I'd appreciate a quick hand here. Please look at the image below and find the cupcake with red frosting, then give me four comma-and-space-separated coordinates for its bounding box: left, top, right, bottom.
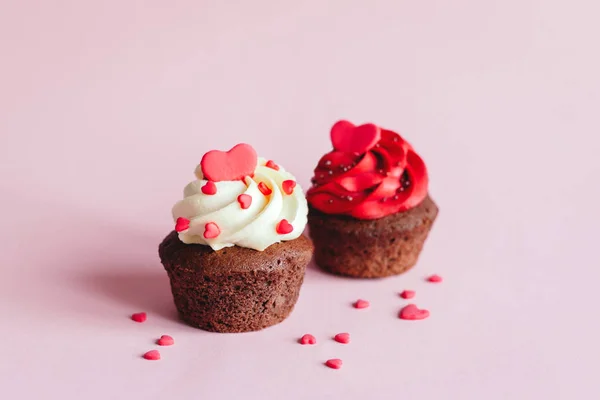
159, 143, 313, 332
306, 120, 438, 278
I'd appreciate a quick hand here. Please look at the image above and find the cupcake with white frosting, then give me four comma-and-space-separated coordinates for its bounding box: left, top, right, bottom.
159, 143, 313, 332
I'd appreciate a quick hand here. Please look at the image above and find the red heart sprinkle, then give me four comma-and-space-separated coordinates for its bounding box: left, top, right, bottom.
427, 274, 443, 283
334, 333, 350, 344
204, 222, 220, 239
258, 182, 272, 196
200, 143, 258, 182
265, 160, 280, 170
353, 299, 370, 309
330, 120, 381, 154
131, 312, 147, 323
399, 304, 430, 320
299, 334, 316, 345
325, 359, 343, 369
400, 290, 415, 299
282, 180, 296, 195
201, 181, 217, 195
143, 350, 160, 360
175, 217, 190, 232
157, 335, 174, 346
276, 219, 293, 234
237, 194, 252, 209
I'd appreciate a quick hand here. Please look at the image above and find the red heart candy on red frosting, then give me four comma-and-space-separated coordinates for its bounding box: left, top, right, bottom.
330, 120, 381, 154
200, 143, 257, 182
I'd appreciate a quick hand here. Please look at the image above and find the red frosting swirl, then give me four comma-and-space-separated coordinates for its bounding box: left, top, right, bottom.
306, 121, 428, 220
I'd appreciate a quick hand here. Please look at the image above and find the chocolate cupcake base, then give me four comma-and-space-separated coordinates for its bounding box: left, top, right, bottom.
159, 232, 313, 332
308, 196, 438, 278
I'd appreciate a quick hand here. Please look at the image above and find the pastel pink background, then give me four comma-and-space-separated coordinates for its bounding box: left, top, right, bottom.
1, 1, 599, 399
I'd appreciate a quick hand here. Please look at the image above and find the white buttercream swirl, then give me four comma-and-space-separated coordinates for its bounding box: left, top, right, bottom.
172, 158, 308, 251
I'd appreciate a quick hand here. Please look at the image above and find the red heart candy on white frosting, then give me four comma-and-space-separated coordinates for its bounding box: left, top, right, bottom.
204, 222, 220, 239
330, 120, 381, 154
200, 143, 257, 182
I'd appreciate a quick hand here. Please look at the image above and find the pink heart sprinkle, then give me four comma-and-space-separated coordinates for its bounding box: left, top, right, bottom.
143, 350, 160, 360
175, 217, 190, 233
400, 290, 415, 299
204, 222, 220, 239
265, 160, 280, 170
427, 274, 443, 283
276, 219, 293, 235
131, 312, 147, 323
325, 359, 343, 369
399, 304, 430, 320
157, 335, 174, 346
353, 299, 370, 309
299, 334, 316, 345
334, 333, 350, 344
258, 182, 272, 196
237, 194, 252, 209
282, 180, 296, 195
201, 181, 217, 195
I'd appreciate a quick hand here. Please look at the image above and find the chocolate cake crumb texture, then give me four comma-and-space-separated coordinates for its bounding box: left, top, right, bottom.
159, 232, 313, 333
308, 196, 439, 278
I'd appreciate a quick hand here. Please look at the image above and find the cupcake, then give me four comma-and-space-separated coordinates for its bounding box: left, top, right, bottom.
159, 143, 313, 332
306, 120, 438, 278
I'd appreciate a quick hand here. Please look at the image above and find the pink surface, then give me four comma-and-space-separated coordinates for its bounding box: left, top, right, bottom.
1, 1, 599, 399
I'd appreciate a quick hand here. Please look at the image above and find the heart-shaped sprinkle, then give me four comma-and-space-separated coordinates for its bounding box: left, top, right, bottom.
204, 222, 220, 239
200, 143, 258, 182
143, 350, 161, 360
330, 120, 381, 154
399, 304, 430, 320
427, 274, 443, 283
282, 180, 296, 195
276, 219, 293, 234
201, 181, 217, 195
265, 160, 280, 170
157, 335, 174, 346
237, 194, 252, 209
299, 334, 316, 345
325, 359, 343, 369
258, 182, 272, 196
131, 312, 147, 323
353, 299, 370, 309
175, 217, 190, 232
334, 333, 350, 344
400, 290, 415, 299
